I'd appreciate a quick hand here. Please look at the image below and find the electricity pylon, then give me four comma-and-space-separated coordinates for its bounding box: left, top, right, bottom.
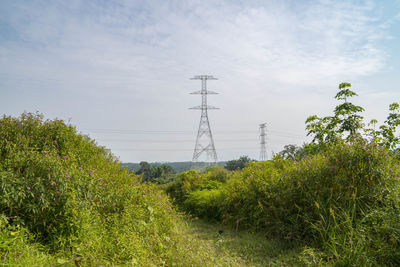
189, 75, 219, 164
259, 123, 267, 161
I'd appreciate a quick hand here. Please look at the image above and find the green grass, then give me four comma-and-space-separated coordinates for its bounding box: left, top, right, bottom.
166, 138, 400, 265
181, 218, 305, 266
3, 112, 399, 265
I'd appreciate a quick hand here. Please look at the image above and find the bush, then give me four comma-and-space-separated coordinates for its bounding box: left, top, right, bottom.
0, 112, 228, 265
0, 214, 57, 265
169, 137, 400, 265
183, 189, 223, 220
166, 166, 227, 204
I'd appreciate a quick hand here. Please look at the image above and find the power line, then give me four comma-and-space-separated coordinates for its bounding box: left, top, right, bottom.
95, 138, 260, 143
81, 129, 193, 135
81, 129, 305, 138
113, 147, 260, 151
92, 133, 305, 142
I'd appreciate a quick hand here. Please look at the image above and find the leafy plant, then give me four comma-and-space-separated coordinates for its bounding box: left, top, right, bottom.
225, 156, 253, 171
378, 102, 400, 149
306, 82, 365, 143
171, 137, 400, 265
0, 112, 238, 265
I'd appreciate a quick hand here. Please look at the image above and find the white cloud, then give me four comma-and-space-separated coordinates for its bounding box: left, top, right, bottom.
1, 0, 399, 162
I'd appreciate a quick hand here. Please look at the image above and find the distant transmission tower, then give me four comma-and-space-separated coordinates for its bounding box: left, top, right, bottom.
189, 75, 219, 164
259, 123, 267, 161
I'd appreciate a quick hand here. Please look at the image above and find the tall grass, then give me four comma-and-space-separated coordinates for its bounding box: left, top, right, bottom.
0, 112, 237, 265
166, 137, 400, 265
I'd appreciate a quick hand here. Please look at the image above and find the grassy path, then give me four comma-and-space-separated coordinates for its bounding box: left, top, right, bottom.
180, 218, 305, 266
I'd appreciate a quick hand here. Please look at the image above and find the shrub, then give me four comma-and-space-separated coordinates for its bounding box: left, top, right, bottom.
183, 189, 224, 220
166, 169, 203, 204
173, 137, 400, 265
220, 159, 292, 231
0, 112, 224, 265
0, 214, 57, 265
166, 166, 227, 205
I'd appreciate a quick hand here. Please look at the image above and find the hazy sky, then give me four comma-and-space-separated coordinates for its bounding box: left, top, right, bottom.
1, 0, 400, 162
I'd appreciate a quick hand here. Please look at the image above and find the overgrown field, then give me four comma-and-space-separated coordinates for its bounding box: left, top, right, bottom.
167, 138, 400, 266
0, 113, 245, 266
2, 95, 400, 266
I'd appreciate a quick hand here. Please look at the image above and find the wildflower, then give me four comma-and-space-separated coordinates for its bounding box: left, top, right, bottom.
27, 186, 31, 190
390, 168, 393, 172
22, 177, 25, 180
275, 197, 279, 200
89, 172, 92, 175
112, 203, 116, 206
50, 181, 55, 186
29, 136, 33, 138
40, 195, 43, 199
99, 178, 103, 181
63, 156, 67, 159
43, 150, 47, 154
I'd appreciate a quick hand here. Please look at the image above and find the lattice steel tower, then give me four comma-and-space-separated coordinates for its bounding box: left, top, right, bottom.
259, 123, 267, 161
189, 75, 219, 164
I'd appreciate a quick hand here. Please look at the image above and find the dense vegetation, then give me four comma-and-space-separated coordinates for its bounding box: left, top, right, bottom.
121, 157, 250, 184
224, 156, 253, 171
121, 161, 228, 174
134, 161, 177, 184
0, 113, 238, 266
2, 82, 400, 265
166, 83, 400, 265
168, 139, 400, 265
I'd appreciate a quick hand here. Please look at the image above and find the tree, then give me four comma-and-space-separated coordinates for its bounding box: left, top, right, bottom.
305, 82, 400, 150
279, 144, 300, 160
136, 161, 152, 182
278, 143, 321, 161
151, 164, 176, 184
334, 82, 365, 135
225, 156, 252, 171
306, 82, 364, 143
378, 103, 400, 149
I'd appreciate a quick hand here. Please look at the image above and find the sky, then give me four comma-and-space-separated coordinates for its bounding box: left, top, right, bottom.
1, 0, 400, 163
